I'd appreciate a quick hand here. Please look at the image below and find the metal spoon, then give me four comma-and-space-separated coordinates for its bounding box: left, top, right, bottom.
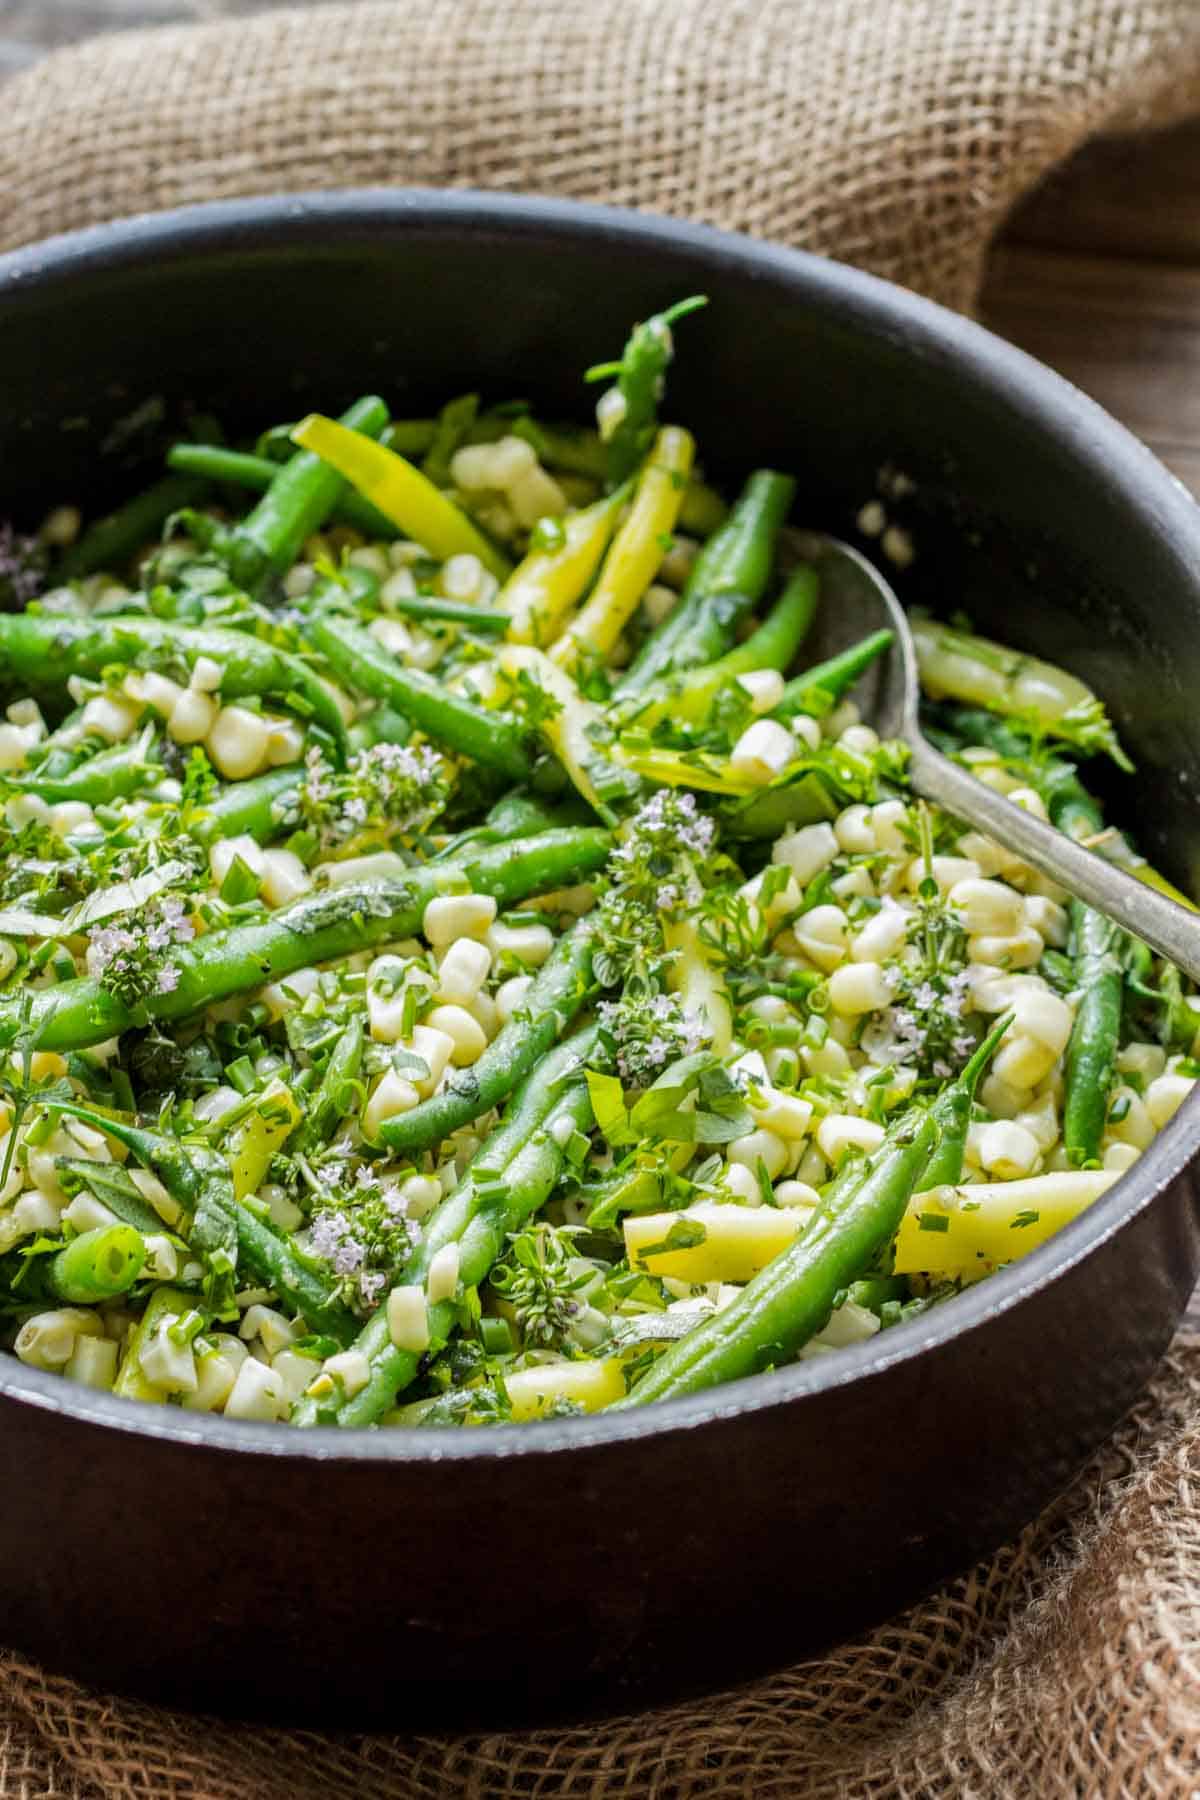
790, 532, 1200, 985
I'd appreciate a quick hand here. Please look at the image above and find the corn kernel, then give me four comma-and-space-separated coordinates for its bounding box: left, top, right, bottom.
1105, 1087, 1155, 1150
851, 904, 908, 962
722, 1162, 762, 1204
426, 1243, 461, 1304
726, 1128, 789, 1179
835, 804, 875, 854
485, 928, 557, 972
772, 822, 839, 888
495, 974, 534, 1024
388, 1285, 431, 1353
828, 961, 891, 1016
224, 1357, 285, 1421
206, 705, 271, 780
948, 877, 1023, 935
974, 1119, 1041, 1179
969, 925, 1044, 970
423, 892, 497, 946
65, 1334, 119, 1390
1011, 985, 1073, 1056
14, 1308, 98, 1371
992, 1031, 1057, 1091
323, 1349, 371, 1399
167, 688, 218, 746
82, 694, 140, 744
736, 669, 786, 714
817, 1114, 885, 1163
1145, 1072, 1194, 1130
749, 1085, 813, 1141
436, 937, 493, 1004
363, 1069, 422, 1137
426, 1003, 488, 1066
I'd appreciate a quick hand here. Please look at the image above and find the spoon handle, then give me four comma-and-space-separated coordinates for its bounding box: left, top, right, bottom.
907, 738, 1200, 985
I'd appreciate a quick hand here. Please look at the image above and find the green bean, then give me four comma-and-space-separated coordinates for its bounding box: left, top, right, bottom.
207, 395, 389, 590
619, 1016, 1011, 1406
773, 629, 895, 720
54, 474, 209, 582
6, 727, 161, 805
293, 1027, 598, 1427
5, 828, 611, 1051
938, 708, 1126, 1166
380, 593, 510, 633
52, 1103, 206, 1208
165, 443, 399, 541
1063, 905, 1124, 1166
620, 566, 818, 727
192, 765, 305, 848
928, 708, 1094, 827
379, 420, 440, 458
25, 711, 90, 784
48, 1225, 146, 1303
917, 1047, 982, 1190
422, 394, 480, 487
585, 296, 707, 484
295, 1017, 365, 1155
307, 613, 533, 780
379, 918, 595, 1154
349, 702, 412, 752
0, 614, 349, 760
615, 470, 795, 696
432, 788, 594, 860
845, 1275, 907, 1316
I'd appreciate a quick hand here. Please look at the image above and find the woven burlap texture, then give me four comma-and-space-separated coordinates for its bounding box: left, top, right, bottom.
2, 0, 1200, 310
3, 1, 1200, 1795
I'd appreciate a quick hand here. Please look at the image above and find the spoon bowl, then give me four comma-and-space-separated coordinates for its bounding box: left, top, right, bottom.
793, 532, 1200, 985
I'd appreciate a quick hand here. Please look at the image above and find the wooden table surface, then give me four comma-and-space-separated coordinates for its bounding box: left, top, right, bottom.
4, 5, 1200, 1327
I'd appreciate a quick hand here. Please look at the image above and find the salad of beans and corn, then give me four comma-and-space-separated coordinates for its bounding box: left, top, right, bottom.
0, 297, 1194, 1429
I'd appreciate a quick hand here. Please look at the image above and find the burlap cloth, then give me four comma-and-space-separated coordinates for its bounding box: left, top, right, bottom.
3, 2, 1200, 1793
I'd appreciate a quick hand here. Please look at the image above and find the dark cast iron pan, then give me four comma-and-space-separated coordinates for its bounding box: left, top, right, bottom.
0, 192, 1198, 1727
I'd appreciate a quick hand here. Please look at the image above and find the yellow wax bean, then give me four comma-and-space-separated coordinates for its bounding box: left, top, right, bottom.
665, 917, 732, 1054
504, 1357, 626, 1419
614, 744, 757, 796
893, 1169, 1118, 1276
497, 645, 613, 816
291, 414, 512, 580
113, 1285, 193, 1405
911, 617, 1094, 726
227, 1081, 302, 1201
550, 427, 695, 675
624, 1200, 802, 1284
502, 487, 629, 646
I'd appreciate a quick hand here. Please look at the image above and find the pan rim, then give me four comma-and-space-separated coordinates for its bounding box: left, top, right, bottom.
1, 185, 1198, 1463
